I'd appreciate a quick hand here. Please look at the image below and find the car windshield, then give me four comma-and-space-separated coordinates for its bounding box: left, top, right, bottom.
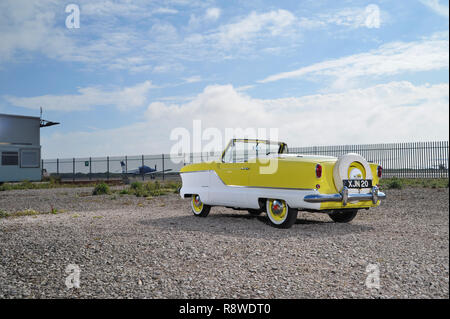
222, 140, 287, 163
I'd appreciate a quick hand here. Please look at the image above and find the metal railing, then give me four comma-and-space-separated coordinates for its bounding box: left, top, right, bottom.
42, 141, 449, 181
288, 141, 449, 179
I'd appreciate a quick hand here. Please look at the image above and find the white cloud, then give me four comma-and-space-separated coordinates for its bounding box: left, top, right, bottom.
41, 82, 449, 158
188, 7, 221, 29
299, 4, 382, 30
141, 8, 302, 64
325, 4, 381, 29
81, 1, 143, 16
152, 7, 179, 15
420, 0, 449, 17
0, 0, 74, 62
183, 75, 203, 83
236, 85, 256, 92
182, 5, 383, 58
81, 1, 178, 17
0, 0, 149, 70
4, 81, 155, 112
215, 9, 297, 48
259, 33, 449, 85
205, 7, 221, 21
149, 22, 179, 42
0, 0, 178, 71
152, 63, 185, 73
0, 2, 382, 72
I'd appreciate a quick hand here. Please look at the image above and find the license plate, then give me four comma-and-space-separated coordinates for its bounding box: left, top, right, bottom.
343, 179, 372, 188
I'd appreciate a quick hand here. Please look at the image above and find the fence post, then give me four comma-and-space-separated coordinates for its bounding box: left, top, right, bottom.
430, 141, 434, 179
142, 155, 145, 181
162, 154, 165, 181
444, 141, 450, 178
57, 158, 59, 176
72, 158, 75, 182
107, 156, 109, 181
125, 155, 128, 173
89, 157, 92, 181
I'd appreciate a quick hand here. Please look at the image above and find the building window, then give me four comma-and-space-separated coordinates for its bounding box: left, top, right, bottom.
1, 152, 19, 166
20, 149, 40, 168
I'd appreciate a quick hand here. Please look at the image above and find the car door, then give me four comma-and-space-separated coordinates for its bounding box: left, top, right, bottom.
210, 162, 250, 207
246, 142, 280, 188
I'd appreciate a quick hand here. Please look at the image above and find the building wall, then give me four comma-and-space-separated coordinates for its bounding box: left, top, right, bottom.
0, 114, 40, 145
0, 114, 42, 182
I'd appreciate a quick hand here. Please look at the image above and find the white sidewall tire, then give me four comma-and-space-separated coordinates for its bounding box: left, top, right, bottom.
266, 199, 288, 225
266, 199, 298, 228
191, 200, 202, 216
333, 153, 373, 191
191, 195, 210, 217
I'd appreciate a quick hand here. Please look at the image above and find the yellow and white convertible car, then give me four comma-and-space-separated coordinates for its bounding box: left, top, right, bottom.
180, 139, 386, 228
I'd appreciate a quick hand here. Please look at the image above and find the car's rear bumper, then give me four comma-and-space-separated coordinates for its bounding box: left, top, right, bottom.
303, 186, 386, 206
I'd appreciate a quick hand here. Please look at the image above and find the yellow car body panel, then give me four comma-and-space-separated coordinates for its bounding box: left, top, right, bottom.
180, 155, 382, 210
316, 162, 381, 209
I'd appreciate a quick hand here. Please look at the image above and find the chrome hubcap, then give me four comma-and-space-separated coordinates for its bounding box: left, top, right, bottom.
349, 167, 363, 179
271, 200, 284, 215
194, 195, 201, 206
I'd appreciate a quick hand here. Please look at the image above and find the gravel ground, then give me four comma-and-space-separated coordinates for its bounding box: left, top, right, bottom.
0, 186, 448, 299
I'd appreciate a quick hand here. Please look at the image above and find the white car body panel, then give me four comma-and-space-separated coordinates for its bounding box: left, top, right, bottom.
180, 170, 321, 210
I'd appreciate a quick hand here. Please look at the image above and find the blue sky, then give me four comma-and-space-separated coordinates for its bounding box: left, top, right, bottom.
0, 0, 448, 158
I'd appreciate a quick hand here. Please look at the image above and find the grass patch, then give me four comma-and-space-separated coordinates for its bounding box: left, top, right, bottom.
12, 209, 41, 217
386, 177, 403, 189
0, 206, 65, 219
0, 178, 108, 192
380, 178, 449, 189
0, 179, 182, 197
119, 181, 181, 198
0, 210, 10, 218
92, 182, 110, 195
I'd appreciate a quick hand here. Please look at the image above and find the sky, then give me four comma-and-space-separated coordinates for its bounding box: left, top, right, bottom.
0, 0, 448, 159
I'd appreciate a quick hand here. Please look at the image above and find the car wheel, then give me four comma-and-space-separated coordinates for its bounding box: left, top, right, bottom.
191, 195, 211, 217
328, 209, 358, 223
248, 209, 262, 216
266, 199, 298, 229
333, 153, 372, 192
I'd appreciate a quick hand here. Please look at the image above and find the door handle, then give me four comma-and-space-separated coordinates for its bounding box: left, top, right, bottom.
240, 167, 250, 170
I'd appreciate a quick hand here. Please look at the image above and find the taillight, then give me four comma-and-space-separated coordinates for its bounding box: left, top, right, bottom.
315, 164, 322, 178
377, 165, 382, 178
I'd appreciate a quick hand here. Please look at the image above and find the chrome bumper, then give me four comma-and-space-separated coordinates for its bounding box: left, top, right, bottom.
304, 186, 386, 206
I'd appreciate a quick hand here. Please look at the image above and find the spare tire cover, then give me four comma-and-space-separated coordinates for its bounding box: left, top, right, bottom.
333, 153, 373, 191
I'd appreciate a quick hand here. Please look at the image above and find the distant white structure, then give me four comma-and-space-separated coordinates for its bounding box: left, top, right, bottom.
0, 113, 58, 183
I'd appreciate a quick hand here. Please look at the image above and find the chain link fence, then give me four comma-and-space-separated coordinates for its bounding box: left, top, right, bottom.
42, 141, 449, 182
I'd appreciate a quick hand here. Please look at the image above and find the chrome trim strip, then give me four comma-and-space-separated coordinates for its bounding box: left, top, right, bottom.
180, 170, 211, 173
227, 185, 315, 191
304, 186, 386, 204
